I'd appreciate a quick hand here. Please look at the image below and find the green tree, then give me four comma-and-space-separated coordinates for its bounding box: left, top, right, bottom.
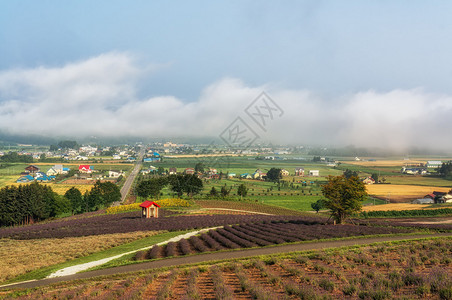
220, 186, 230, 198
371, 173, 379, 183
136, 177, 168, 199
209, 187, 218, 197
266, 168, 282, 182
237, 183, 248, 200
168, 175, 185, 197
343, 169, 359, 179
64, 187, 83, 214
183, 174, 203, 197
311, 199, 325, 213
438, 161, 452, 177
321, 175, 367, 224
194, 162, 205, 174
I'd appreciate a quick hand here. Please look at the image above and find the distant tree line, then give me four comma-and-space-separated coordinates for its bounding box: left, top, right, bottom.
49, 140, 79, 151
0, 181, 121, 227
0, 152, 33, 163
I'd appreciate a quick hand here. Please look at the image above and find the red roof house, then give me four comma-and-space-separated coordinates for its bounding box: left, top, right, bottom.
139, 201, 161, 218
79, 165, 93, 173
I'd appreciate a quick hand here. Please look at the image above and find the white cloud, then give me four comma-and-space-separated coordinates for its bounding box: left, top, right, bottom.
1, 52, 452, 150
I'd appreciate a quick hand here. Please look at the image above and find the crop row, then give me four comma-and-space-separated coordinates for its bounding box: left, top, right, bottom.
0, 210, 318, 240
6, 238, 451, 299
361, 208, 452, 218
357, 218, 452, 232
140, 220, 412, 260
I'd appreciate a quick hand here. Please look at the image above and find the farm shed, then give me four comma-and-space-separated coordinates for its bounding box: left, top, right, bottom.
308, 170, 319, 176
139, 201, 161, 218
412, 198, 434, 204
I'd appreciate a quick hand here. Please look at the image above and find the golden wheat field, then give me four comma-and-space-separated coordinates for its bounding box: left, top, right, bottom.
344, 159, 426, 167
366, 184, 450, 201
7, 183, 93, 195
0, 231, 159, 283
362, 203, 445, 212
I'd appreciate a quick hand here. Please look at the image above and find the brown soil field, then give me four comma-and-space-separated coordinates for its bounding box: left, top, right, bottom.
2, 237, 451, 299
0, 231, 159, 283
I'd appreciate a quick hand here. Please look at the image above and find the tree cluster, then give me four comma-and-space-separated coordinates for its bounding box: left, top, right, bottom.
136, 177, 168, 199
83, 181, 121, 212
0, 182, 69, 227
168, 174, 203, 198
0, 180, 121, 227
0, 152, 33, 163
437, 161, 452, 178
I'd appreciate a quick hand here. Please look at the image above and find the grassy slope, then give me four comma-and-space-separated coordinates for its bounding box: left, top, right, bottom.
4, 231, 186, 284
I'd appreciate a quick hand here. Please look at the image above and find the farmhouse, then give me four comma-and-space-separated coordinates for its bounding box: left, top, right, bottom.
169, 167, 177, 175
280, 169, 290, 177
16, 175, 34, 183
295, 167, 304, 176
184, 168, 195, 175
308, 170, 320, 176
24, 165, 40, 174
79, 165, 93, 173
46, 164, 69, 176
139, 201, 160, 218
362, 177, 375, 185
108, 170, 123, 178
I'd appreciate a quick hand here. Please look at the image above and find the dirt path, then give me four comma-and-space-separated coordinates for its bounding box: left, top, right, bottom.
2, 232, 451, 290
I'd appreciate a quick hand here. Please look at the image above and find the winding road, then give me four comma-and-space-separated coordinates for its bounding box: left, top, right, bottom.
2, 233, 450, 290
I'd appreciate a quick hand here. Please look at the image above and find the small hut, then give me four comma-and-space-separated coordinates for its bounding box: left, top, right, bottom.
139, 201, 160, 218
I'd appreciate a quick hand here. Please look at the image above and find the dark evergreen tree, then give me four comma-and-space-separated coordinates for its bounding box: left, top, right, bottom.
64, 187, 83, 214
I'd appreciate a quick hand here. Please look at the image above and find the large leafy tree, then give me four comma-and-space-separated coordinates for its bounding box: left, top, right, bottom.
136, 177, 168, 199
321, 175, 367, 224
266, 168, 282, 182
168, 174, 203, 198
84, 181, 121, 211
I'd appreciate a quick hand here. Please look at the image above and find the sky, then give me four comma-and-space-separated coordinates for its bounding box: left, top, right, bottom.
1, 1, 452, 150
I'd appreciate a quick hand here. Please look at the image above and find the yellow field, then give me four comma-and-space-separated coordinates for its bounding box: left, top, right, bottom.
366, 184, 450, 201
344, 157, 452, 167
7, 183, 93, 195
362, 203, 445, 212
344, 160, 425, 167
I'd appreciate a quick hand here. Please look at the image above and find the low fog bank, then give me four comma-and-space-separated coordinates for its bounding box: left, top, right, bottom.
1, 53, 451, 153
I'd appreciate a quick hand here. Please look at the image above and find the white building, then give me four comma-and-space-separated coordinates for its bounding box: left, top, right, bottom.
309, 170, 320, 176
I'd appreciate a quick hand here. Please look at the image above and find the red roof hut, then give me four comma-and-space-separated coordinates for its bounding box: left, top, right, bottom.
139, 201, 160, 218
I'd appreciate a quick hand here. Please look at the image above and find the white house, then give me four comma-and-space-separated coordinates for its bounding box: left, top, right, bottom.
108, 170, 123, 178
426, 161, 442, 168
309, 170, 320, 176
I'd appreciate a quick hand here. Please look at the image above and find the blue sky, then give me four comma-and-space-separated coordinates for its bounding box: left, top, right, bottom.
1, 1, 452, 149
